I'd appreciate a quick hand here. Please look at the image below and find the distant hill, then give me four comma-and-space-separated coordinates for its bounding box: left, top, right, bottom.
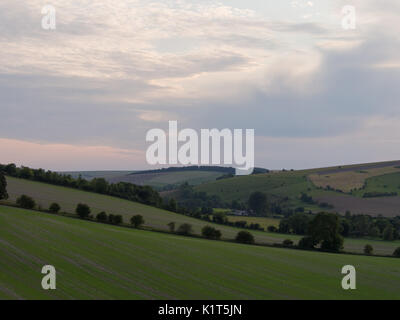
187, 160, 400, 217
63, 166, 269, 190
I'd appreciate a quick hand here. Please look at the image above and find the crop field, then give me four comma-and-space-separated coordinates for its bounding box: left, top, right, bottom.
5, 177, 400, 255
314, 193, 400, 217
0, 205, 399, 300
309, 166, 400, 192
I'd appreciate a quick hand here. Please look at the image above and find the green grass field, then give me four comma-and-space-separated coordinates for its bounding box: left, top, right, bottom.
352, 172, 400, 197
5, 177, 400, 255
0, 205, 399, 299
195, 171, 312, 203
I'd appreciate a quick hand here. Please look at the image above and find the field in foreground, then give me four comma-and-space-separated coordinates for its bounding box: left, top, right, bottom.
0, 205, 399, 300
5, 177, 400, 255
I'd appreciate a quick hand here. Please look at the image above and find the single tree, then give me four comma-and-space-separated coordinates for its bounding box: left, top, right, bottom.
202, 226, 222, 240
248, 192, 268, 216
383, 225, 394, 241
96, 211, 108, 222
307, 212, 344, 252
130, 215, 144, 228
364, 244, 373, 255
235, 231, 255, 244
16, 195, 36, 209
112, 215, 123, 225
0, 172, 8, 200
167, 222, 175, 232
177, 223, 193, 235
49, 203, 61, 213
75, 203, 91, 219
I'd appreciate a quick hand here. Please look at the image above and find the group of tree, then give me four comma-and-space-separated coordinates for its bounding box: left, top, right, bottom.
0, 163, 163, 208
298, 212, 344, 252
0, 171, 8, 200
16, 195, 36, 209
201, 226, 222, 240
276, 209, 400, 242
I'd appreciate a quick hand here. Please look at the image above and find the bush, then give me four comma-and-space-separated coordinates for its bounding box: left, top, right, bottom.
16, 195, 36, 209
383, 225, 394, 241
235, 231, 254, 244
75, 203, 91, 219
130, 215, 144, 228
177, 223, 193, 235
96, 211, 108, 222
167, 222, 175, 232
49, 203, 60, 213
201, 226, 222, 240
282, 239, 294, 247
393, 247, 400, 258
112, 215, 123, 225
267, 225, 278, 232
298, 236, 315, 249
364, 244, 373, 255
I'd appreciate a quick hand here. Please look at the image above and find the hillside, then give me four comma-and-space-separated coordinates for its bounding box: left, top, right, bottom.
192, 161, 400, 217
4, 176, 400, 255
0, 205, 399, 299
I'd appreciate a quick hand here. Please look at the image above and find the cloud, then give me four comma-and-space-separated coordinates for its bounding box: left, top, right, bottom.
0, 0, 400, 169
0, 138, 145, 171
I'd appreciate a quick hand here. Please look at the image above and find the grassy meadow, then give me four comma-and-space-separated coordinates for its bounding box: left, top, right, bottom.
4, 177, 400, 255
0, 205, 399, 300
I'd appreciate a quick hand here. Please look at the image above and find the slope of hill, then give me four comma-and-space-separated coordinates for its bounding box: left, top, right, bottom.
4, 177, 400, 255
192, 161, 400, 217
63, 166, 268, 190
109, 170, 225, 189
1, 205, 399, 300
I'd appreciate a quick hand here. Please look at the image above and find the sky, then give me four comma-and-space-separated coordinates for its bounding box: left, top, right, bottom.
1, 0, 400, 171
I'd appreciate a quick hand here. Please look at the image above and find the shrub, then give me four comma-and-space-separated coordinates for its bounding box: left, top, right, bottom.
298, 236, 315, 249
16, 195, 36, 209
96, 211, 108, 222
364, 244, 373, 255
383, 225, 394, 241
283, 239, 294, 247
112, 215, 123, 225
75, 203, 91, 219
130, 215, 144, 228
235, 231, 254, 244
393, 247, 400, 258
201, 226, 222, 240
267, 225, 278, 232
49, 203, 61, 213
177, 223, 193, 235
167, 222, 175, 232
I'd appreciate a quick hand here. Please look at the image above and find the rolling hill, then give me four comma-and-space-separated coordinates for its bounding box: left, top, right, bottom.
0, 205, 399, 299
4, 176, 400, 255
191, 161, 400, 217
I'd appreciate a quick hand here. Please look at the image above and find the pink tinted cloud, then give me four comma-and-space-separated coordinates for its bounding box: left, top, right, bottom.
0, 138, 145, 171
